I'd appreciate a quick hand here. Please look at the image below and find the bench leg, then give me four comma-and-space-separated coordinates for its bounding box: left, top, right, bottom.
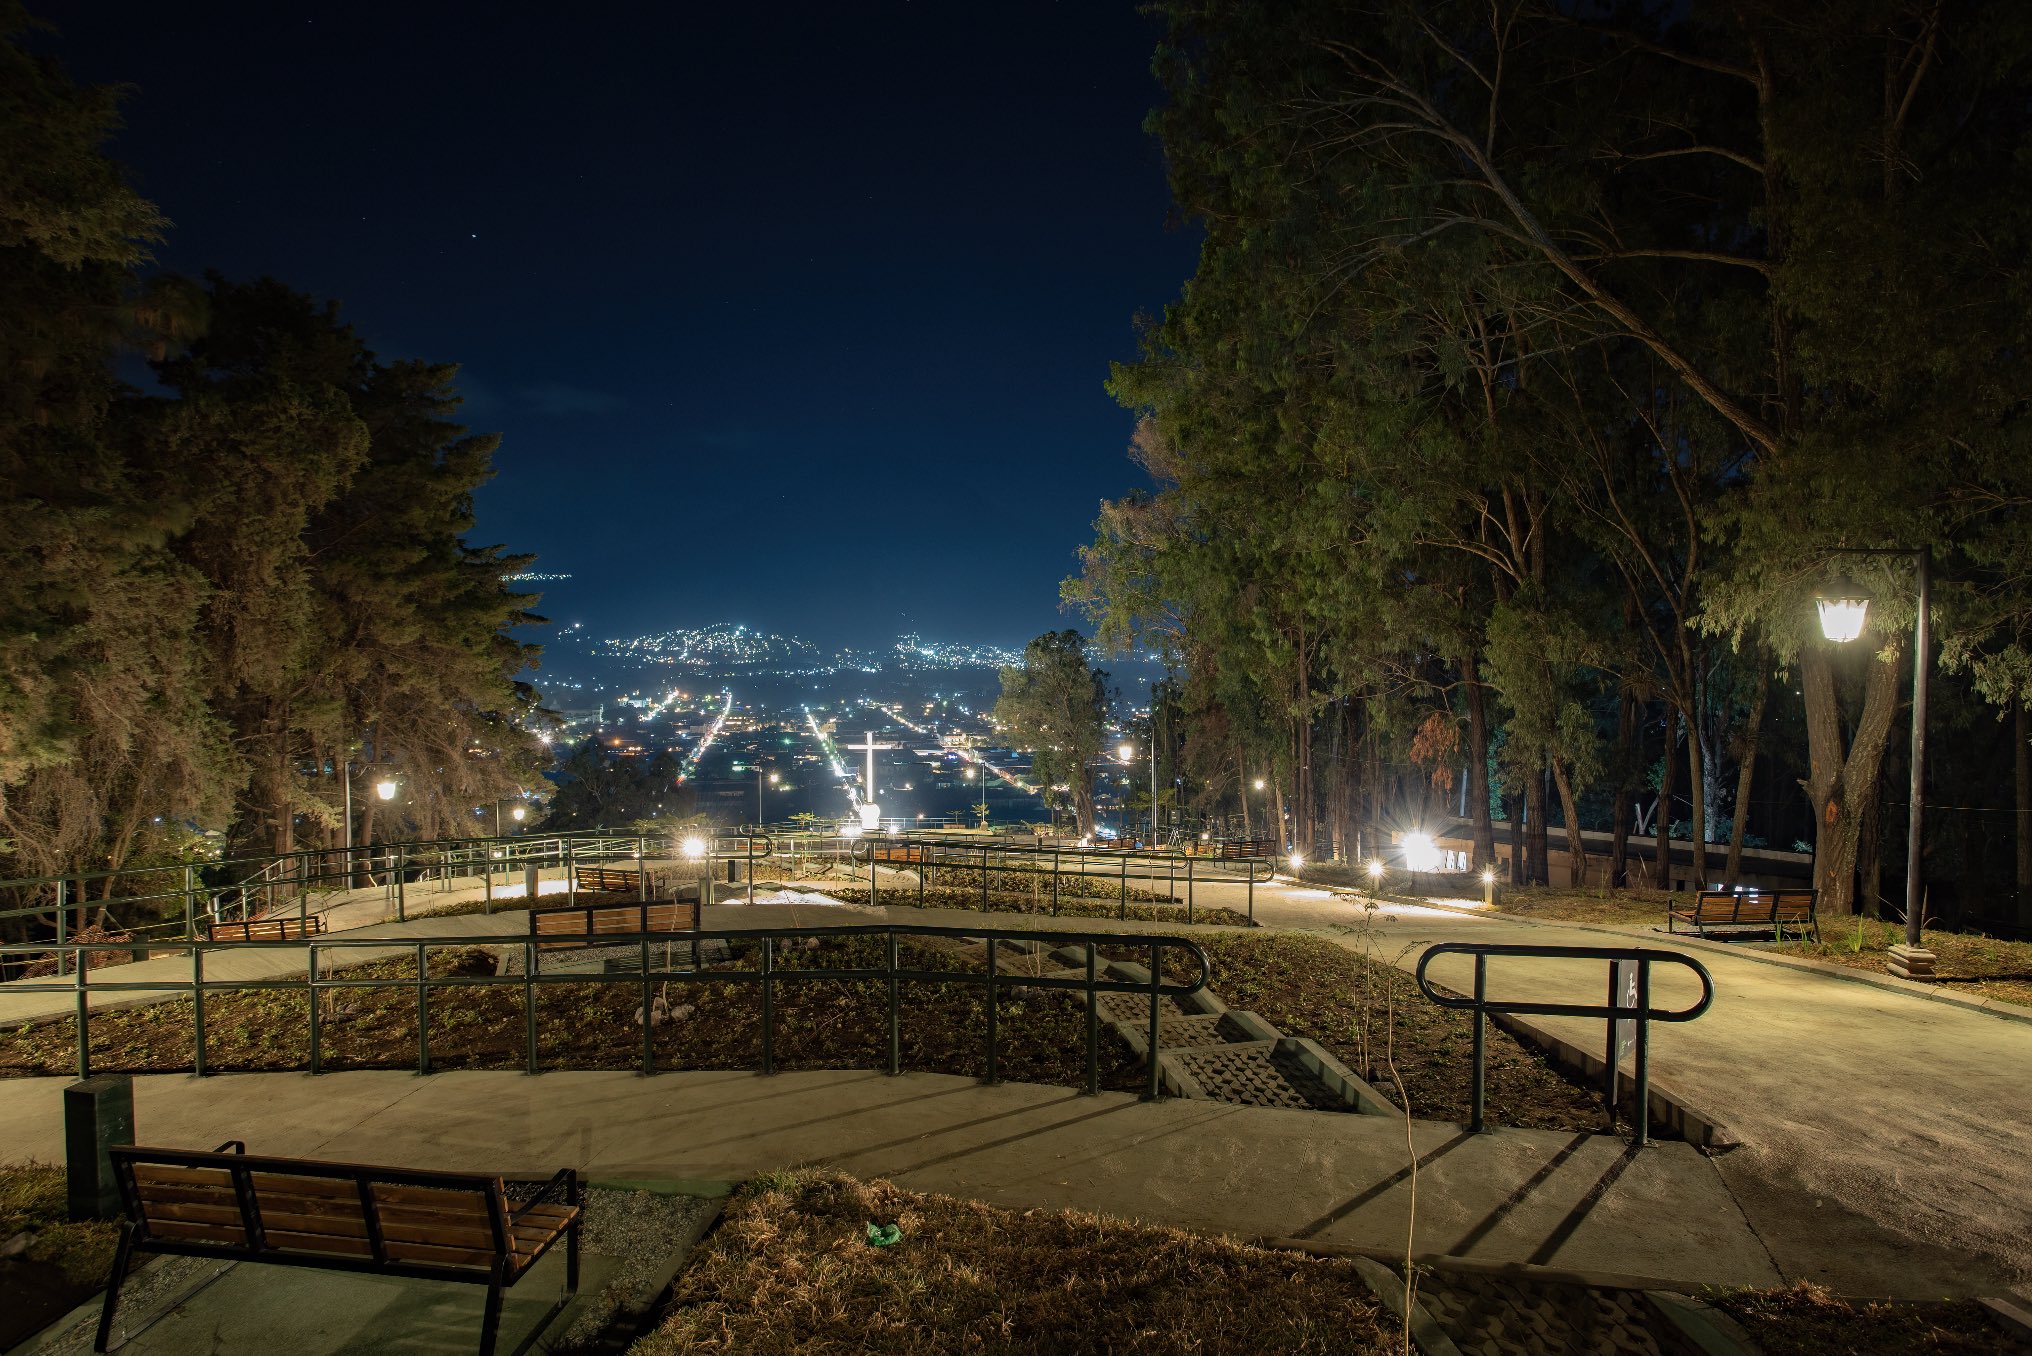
94, 1224, 134, 1353
566, 1214, 581, 1297
478, 1264, 505, 1356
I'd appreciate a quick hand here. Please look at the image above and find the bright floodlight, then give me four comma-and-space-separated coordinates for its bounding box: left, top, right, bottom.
511, 806, 526, 822
1252, 778, 1265, 791
1402, 831, 1441, 873
1117, 742, 1134, 761
842, 820, 863, 838
681, 836, 707, 860
1816, 576, 1871, 643
1289, 851, 1305, 872
1480, 868, 1495, 885
1366, 859, 1384, 879
768, 772, 780, 784
374, 778, 398, 801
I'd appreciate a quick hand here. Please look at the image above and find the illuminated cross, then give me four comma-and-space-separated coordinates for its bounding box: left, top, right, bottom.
843, 731, 899, 805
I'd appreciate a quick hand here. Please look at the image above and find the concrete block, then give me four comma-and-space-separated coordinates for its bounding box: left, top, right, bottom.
65, 1074, 134, 1221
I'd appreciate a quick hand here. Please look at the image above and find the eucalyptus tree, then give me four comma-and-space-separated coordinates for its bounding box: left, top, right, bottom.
992, 631, 1110, 836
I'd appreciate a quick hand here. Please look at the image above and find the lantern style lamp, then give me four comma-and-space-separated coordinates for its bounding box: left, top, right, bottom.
1815, 577, 1871, 644
375, 777, 399, 801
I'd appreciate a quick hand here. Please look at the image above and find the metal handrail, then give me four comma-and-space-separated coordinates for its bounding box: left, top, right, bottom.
1412, 942, 1714, 1145
843, 835, 1275, 922
3, 924, 1209, 1102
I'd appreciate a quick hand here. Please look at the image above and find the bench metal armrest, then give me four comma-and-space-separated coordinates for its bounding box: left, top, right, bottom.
510, 1168, 581, 1222
213, 1139, 247, 1155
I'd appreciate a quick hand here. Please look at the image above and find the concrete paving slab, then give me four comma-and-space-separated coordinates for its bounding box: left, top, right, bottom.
0, 1069, 1778, 1291
71, 1245, 603, 1355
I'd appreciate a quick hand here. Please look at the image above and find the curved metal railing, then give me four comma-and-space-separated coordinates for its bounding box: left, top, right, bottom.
2, 924, 1210, 1102
1413, 942, 1714, 1144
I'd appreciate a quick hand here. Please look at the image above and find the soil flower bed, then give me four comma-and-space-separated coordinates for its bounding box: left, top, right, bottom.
1711, 1281, 2032, 1355
1189, 933, 1614, 1132
0, 934, 1145, 1091
632, 1170, 1399, 1355
871, 884, 1254, 928
1767, 917, 2032, 1009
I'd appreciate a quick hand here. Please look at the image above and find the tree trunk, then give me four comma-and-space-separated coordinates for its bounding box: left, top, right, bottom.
1610, 685, 1637, 888
1272, 778, 1288, 852
1856, 790, 1885, 920
1551, 757, 1587, 887
2016, 698, 2031, 929
1685, 688, 1710, 884
1464, 654, 1496, 870
1801, 641, 1906, 918
1524, 769, 1550, 885
1724, 664, 1771, 889
1506, 792, 1525, 884
1656, 707, 1677, 893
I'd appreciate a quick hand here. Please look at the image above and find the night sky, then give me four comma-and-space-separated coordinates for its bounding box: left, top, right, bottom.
33, 2, 1197, 650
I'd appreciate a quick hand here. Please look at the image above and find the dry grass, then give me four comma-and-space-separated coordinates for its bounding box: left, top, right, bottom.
1483, 885, 1675, 927
1190, 934, 1612, 1133
633, 1170, 1398, 1355
1768, 917, 2032, 1008
1711, 1281, 2032, 1355
871, 885, 1255, 928
0, 1163, 123, 1349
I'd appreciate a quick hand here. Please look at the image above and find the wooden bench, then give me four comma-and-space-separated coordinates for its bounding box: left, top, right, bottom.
1668, 888, 1819, 940
100, 1142, 581, 1356
204, 915, 326, 942
572, 863, 647, 895
866, 841, 931, 865
1218, 838, 1278, 860
529, 895, 701, 949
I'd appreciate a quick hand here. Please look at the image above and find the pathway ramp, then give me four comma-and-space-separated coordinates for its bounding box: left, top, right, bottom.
0, 1068, 1776, 1291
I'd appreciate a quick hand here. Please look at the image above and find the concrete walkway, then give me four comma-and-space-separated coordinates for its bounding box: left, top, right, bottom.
0, 1069, 1777, 1291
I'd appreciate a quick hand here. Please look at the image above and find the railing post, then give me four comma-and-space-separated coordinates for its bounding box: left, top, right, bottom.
1603, 965, 1619, 1132
524, 941, 539, 1076
981, 845, 989, 914
1120, 854, 1128, 920
73, 948, 89, 1079
565, 837, 576, 896
193, 945, 208, 1078
760, 936, 776, 1075
1635, 957, 1652, 1148
1470, 954, 1486, 1133
640, 935, 655, 1076
395, 846, 407, 922
183, 864, 197, 942
1084, 943, 1099, 1096
54, 878, 68, 979
1186, 856, 1194, 924
637, 837, 647, 901
984, 940, 1000, 1085
416, 942, 430, 1077
1051, 851, 1060, 916
308, 946, 321, 1075
886, 932, 900, 1075
1145, 940, 1162, 1101
1248, 864, 1255, 923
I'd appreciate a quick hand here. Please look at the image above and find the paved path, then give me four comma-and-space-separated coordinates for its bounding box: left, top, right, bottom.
7, 858, 2029, 1295
0, 1069, 1777, 1290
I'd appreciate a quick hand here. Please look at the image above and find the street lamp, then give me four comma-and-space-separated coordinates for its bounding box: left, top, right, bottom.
375, 777, 399, 801
758, 768, 779, 826
1816, 548, 1933, 980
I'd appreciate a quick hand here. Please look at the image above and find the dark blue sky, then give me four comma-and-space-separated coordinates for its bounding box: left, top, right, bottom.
36, 2, 1196, 649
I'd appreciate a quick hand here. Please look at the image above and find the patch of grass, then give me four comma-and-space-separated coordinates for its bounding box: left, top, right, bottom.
1768, 917, 2032, 1008
1191, 933, 1613, 1133
1711, 1281, 2032, 1355
0, 1162, 123, 1349
633, 1169, 1398, 1355
1482, 884, 1675, 927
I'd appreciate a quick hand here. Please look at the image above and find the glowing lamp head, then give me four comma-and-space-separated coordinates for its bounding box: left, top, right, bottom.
511, 806, 526, 822
768, 772, 779, 785
1288, 851, 1305, 872
1366, 859, 1384, 880
681, 836, 707, 860
1402, 831, 1440, 873
374, 778, 398, 801
1252, 778, 1265, 791
1815, 576, 1871, 643
1480, 868, 1495, 885
1117, 742, 1134, 762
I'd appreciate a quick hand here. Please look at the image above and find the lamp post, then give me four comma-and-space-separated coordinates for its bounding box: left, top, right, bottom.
758, 768, 778, 827
1116, 742, 1136, 842
1815, 547, 1934, 980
